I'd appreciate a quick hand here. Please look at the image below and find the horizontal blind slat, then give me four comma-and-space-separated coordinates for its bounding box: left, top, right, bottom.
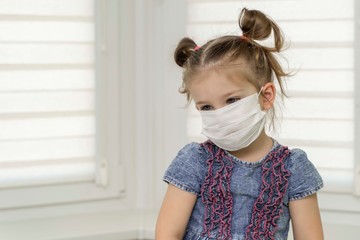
284, 21, 353, 43
0, 21, 94, 42
283, 98, 353, 120
187, 20, 354, 43
280, 119, 353, 142
0, 0, 94, 17
0, 116, 95, 140
287, 71, 354, 93
0, 69, 95, 91
0, 44, 94, 64
0, 160, 95, 189
284, 48, 353, 70
318, 169, 354, 193
0, 137, 95, 162
188, 0, 353, 22
282, 145, 353, 170
0, 91, 94, 113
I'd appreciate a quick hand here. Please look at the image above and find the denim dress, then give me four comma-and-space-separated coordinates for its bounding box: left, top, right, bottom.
163, 140, 323, 240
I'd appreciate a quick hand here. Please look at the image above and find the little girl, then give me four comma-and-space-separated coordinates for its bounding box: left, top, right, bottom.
156, 8, 324, 240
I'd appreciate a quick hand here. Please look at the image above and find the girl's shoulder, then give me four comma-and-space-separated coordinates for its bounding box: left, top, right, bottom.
163, 142, 209, 195
177, 141, 209, 157
171, 142, 211, 166
285, 147, 324, 201
286, 147, 314, 171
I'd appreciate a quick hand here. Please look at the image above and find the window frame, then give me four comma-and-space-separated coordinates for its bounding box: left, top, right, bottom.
354, 0, 360, 195
0, 0, 124, 210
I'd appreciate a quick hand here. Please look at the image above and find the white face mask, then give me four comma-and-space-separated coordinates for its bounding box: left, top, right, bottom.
200, 90, 266, 151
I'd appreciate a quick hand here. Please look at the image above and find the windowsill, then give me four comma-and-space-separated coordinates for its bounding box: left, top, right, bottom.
0, 208, 158, 240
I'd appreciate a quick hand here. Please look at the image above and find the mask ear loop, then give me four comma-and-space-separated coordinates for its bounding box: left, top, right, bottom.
257, 86, 264, 97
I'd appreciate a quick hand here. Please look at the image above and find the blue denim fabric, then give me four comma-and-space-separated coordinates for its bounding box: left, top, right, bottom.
163, 141, 324, 240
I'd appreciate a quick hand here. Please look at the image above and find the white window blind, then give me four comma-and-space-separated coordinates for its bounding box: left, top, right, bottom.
0, 0, 96, 188
186, 0, 355, 193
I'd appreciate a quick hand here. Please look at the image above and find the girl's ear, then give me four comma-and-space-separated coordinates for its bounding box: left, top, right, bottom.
260, 82, 276, 110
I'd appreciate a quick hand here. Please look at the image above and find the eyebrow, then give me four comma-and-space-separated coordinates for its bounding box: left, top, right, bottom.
222, 89, 244, 98
195, 100, 208, 106
195, 89, 244, 106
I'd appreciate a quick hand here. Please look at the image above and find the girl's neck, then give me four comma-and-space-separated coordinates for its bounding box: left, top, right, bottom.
228, 130, 273, 163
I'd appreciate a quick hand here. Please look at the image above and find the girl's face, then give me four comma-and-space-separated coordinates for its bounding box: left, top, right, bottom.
188, 67, 259, 111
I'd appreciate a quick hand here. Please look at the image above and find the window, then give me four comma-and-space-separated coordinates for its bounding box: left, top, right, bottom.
186, 0, 357, 194
0, 0, 123, 209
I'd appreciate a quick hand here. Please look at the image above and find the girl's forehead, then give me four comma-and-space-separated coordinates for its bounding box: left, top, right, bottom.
189, 65, 252, 87
188, 68, 258, 100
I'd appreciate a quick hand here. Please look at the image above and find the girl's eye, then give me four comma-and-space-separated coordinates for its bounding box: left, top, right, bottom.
200, 105, 213, 111
227, 97, 240, 104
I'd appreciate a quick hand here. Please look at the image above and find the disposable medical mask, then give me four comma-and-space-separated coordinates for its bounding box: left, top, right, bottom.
200, 90, 266, 151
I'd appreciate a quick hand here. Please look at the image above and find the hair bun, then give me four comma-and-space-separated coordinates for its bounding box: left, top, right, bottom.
239, 8, 284, 52
174, 37, 198, 67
